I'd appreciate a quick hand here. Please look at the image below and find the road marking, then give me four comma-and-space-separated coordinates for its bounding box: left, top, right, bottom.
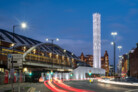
125, 89, 138, 92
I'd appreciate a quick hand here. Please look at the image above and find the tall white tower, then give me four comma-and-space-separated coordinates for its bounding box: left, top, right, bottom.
93, 13, 101, 68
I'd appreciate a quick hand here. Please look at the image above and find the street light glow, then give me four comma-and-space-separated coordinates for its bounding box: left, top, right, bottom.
23, 68, 28, 72
11, 43, 15, 46
111, 32, 117, 36
64, 49, 66, 52
111, 42, 114, 45
118, 46, 122, 49
119, 56, 122, 58
46, 38, 48, 41
46, 38, 59, 42
56, 38, 59, 41
21, 22, 27, 28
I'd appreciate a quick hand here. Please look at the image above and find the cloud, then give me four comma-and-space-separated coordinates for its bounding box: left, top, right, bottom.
56, 39, 92, 56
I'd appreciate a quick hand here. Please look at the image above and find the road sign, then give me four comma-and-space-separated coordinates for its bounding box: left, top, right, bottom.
8, 54, 23, 69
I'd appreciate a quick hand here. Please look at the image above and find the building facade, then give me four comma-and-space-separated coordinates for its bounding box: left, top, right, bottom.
0, 29, 79, 84
118, 43, 138, 78
79, 51, 109, 75
109, 65, 114, 76
129, 44, 138, 78
93, 13, 101, 68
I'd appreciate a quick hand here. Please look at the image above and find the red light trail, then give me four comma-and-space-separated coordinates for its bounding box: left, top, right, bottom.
44, 78, 95, 92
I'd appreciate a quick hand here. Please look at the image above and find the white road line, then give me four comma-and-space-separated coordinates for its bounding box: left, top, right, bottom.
125, 89, 138, 92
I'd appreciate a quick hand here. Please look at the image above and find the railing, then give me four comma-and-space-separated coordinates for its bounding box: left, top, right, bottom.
0, 48, 72, 67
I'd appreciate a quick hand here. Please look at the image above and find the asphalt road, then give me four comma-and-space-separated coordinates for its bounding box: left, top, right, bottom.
64, 80, 138, 92
1, 81, 138, 92
23, 81, 138, 92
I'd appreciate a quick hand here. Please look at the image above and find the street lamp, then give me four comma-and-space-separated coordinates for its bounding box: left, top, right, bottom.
117, 46, 122, 51
117, 45, 122, 63
45, 38, 59, 71
111, 42, 114, 45
111, 32, 117, 38
21, 22, 27, 28
117, 45, 122, 60
12, 22, 27, 92
117, 46, 122, 77
64, 49, 66, 53
12, 22, 27, 51
111, 32, 117, 77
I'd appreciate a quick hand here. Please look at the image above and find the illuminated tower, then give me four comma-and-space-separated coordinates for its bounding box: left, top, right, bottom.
93, 13, 101, 68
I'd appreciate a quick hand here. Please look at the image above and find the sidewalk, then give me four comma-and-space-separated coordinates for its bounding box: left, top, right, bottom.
0, 83, 31, 92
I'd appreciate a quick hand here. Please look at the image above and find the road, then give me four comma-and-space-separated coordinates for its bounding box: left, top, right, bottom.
1, 80, 138, 92
35, 80, 138, 92
64, 80, 138, 92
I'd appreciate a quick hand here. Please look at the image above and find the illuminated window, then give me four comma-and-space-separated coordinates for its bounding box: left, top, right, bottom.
0, 68, 4, 72
56, 54, 58, 59
49, 53, 52, 58
33, 49, 36, 54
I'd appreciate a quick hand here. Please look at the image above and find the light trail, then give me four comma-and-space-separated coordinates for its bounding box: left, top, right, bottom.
44, 78, 95, 92
44, 80, 68, 92
54, 78, 95, 92
98, 79, 138, 86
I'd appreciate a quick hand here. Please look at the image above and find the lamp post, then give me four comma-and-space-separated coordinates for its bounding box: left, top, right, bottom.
117, 46, 122, 77
46, 38, 59, 75
12, 22, 27, 92
12, 22, 27, 53
117, 46, 122, 55
111, 32, 117, 77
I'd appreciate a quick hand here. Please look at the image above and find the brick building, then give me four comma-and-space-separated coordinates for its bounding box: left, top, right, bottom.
121, 55, 128, 77
129, 44, 138, 78
119, 43, 138, 78
79, 51, 109, 75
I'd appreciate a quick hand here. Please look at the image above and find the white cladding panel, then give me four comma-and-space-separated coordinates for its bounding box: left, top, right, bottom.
93, 13, 101, 68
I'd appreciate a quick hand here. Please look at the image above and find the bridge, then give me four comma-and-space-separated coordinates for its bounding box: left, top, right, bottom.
0, 29, 80, 73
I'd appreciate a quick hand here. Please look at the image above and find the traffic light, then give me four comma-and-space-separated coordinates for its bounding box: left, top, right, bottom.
50, 70, 53, 75
14, 72, 17, 76
70, 73, 73, 77
47, 72, 49, 76
88, 70, 92, 76
29, 72, 32, 76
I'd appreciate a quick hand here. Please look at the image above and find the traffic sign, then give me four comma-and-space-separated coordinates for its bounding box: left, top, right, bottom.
7, 54, 23, 69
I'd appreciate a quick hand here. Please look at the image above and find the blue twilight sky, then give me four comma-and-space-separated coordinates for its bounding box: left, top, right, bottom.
0, 0, 138, 65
